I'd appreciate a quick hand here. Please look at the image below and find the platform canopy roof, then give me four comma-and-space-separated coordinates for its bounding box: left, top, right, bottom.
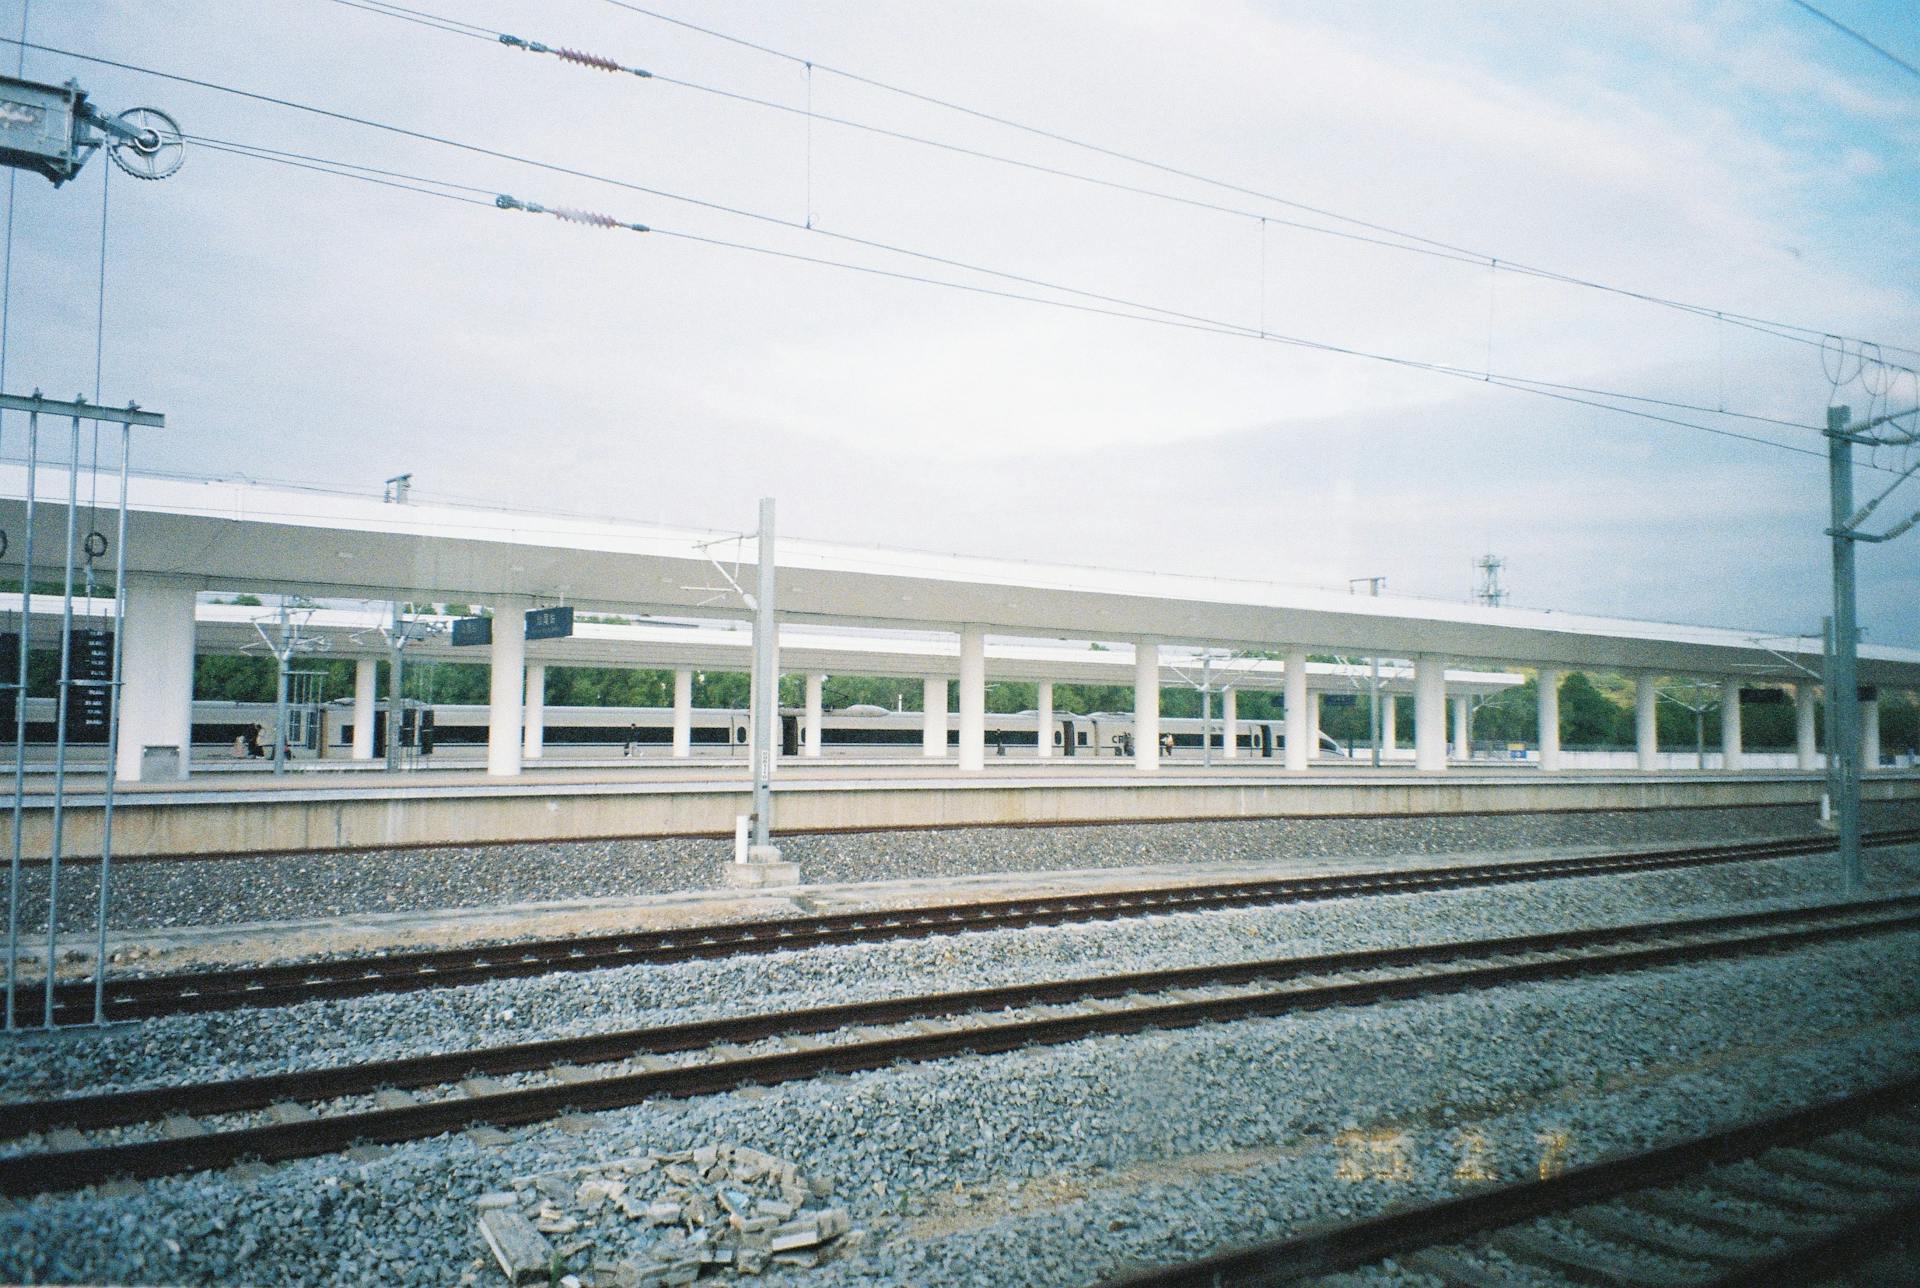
3, 466, 1918, 688
0, 597, 1520, 696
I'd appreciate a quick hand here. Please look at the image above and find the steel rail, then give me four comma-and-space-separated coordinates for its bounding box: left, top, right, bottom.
4, 896, 1919, 1196
14, 891, 1920, 1138
1095, 1075, 1920, 1286
17, 828, 1916, 1026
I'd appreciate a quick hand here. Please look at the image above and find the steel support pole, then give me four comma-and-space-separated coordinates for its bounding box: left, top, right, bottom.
384, 611, 405, 772
44, 410, 82, 1027
1369, 656, 1381, 767
92, 424, 129, 1023
3, 410, 37, 1030
1827, 406, 1862, 893
751, 498, 776, 851
272, 610, 291, 776
1201, 653, 1213, 768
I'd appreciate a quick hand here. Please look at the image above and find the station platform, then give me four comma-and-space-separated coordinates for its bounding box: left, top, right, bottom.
5, 761, 1917, 860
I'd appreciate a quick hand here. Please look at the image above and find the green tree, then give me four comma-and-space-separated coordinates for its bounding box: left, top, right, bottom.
1559, 672, 1625, 747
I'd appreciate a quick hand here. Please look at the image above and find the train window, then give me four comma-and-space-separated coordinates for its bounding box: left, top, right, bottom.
1077, 731, 1088, 746
735, 726, 748, 743
1053, 729, 1063, 746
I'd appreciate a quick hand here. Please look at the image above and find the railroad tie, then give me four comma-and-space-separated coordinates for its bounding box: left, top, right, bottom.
1490, 1227, 1695, 1288
1568, 1204, 1754, 1265
1400, 1247, 1530, 1288
1618, 1189, 1821, 1242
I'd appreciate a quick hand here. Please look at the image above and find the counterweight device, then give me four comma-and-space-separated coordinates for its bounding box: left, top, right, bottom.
0, 75, 183, 185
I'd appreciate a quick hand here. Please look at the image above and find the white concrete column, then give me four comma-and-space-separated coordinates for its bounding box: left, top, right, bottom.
1636, 674, 1660, 772
522, 664, 546, 759
958, 626, 986, 772
1133, 641, 1159, 772
1414, 654, 1447, 772
487, 596, 529, 777
1720, 676, 1743, 772
1863, 694, 1881, 770
116, 574, 197, 781
1537, 668, 1562, 772
1383, 693, 1398, 752
1451, 694, 1471, 762
803, 672, 824, 758
1035, 680, 1053, 759
1283, 650, 1309, 772
672, 668, 693, 757
351, 658, 377, 760
1795, 683, 1818, 771
922, 677, 948, 757
1221, 686, 1238, 759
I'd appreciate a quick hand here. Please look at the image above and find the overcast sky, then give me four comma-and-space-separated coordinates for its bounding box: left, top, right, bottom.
4, 1, 1918, 647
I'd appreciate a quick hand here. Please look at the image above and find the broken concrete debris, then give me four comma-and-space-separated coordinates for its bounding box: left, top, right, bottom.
477, 1143, 857, 1285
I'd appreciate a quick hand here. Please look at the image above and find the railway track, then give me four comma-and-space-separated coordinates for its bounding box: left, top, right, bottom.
1100, 1074, 1920, 1287
18, 828, 1919, 1026
5, 892, 1919, 1197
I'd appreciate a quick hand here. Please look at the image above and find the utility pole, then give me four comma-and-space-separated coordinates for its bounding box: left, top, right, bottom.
1825, 401, 1920, 894
1200, 651, 1213, 768
254, 600, 329, 776
750, 497, 778, 857
273, 610, 293, 775
1349, 576, 1386, 767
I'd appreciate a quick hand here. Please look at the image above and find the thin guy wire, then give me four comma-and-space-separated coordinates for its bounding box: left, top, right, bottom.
19, 41, 1843, 441
588, 0, 1920, 361
318, 0, 1920, 362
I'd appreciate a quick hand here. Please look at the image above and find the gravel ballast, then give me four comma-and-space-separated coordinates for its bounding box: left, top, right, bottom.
7, 843, 1920, 1103
3, 922, 1916, 1286
10, 799, 1918, 934
3, 824, 1918, 1285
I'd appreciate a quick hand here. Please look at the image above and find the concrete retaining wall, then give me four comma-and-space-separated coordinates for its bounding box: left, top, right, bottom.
6, 771, 1917, 859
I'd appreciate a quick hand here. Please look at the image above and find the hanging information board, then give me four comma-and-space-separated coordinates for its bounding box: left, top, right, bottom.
524, 606, 574, 641
0, 632, 15, 729
65, 628, 112, 743
450, 616, 493, 647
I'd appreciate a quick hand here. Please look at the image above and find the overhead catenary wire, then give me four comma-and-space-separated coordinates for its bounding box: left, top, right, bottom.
582, 0, 1920, 363
1787, 0, 1920, 82
318, 0, 1920, 364
183, 132, 1899, 474
18, 37, 1856, 446
13, 39, 1279, 340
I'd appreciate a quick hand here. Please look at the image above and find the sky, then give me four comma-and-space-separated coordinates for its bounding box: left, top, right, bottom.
2, 0, 1918, 649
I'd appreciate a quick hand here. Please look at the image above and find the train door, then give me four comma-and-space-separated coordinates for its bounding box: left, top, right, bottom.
1260, 722, 1274, 758
780, 714, 800, 757
1059, 716, 1076, 757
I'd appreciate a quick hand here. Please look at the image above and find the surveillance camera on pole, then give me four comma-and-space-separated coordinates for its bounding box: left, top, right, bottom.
0, 75, 184, 185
